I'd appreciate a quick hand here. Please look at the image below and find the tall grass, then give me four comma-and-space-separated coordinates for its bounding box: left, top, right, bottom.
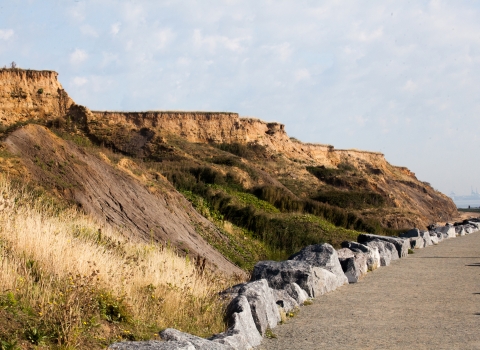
0, 176, 233, 348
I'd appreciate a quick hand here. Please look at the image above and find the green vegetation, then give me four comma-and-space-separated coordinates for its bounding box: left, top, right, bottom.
0, 177, 233, 349
313, 190, 385, 209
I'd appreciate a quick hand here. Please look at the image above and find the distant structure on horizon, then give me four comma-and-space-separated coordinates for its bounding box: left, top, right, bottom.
451, 187, 480, 200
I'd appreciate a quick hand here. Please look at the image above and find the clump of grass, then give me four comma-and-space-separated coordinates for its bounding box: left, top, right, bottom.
0, 176, 235, 349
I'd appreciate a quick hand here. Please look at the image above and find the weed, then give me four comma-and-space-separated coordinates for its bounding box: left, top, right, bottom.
25, 326, 49, 345
265, 328, 277, 339
0, 338, 19, 350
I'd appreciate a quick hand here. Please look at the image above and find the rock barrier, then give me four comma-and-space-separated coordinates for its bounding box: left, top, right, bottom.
108, 218, 480, 350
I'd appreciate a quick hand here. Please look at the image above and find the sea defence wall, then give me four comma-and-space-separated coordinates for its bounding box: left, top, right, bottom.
109, 218, 480, 350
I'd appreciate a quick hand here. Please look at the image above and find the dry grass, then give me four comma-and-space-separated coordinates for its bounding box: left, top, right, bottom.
0, 176, 235, 349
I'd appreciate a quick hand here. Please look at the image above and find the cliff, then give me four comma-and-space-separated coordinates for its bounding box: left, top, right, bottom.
0, 69, 74, 126
0, 69, 458, 264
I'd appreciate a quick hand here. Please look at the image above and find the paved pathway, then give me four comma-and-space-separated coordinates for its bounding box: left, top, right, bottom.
257, 233, 480, 350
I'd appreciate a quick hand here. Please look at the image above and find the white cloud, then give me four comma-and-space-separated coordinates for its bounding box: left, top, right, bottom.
70, 49, 88, 65
155, 29, 175, 50
101, 52, 120, 67
193, 29, 249, 53
294, 68, 311, 82
68, 3, 86, 22
353, 27, 384, 42
80, 25, 98, 38
0, 29, 14, 40
264, 43, 292, 62
403, 79, 417, 92
72, 76, 88, 87
111, 23, 121, 36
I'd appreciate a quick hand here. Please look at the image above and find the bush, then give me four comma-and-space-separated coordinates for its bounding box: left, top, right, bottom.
313, 190, 385, 209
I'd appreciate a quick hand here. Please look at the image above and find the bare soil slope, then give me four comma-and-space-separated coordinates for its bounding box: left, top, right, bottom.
5, 124, 244, 276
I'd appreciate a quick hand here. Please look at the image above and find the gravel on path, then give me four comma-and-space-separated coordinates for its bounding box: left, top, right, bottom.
257, 233, 480, 350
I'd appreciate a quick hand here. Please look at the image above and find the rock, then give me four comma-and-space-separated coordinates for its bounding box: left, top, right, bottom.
381, 241, 399, 261
365, 240, 392, 266
465, 226, 474, 234
421, 230, 433, 246
409, 236, 425, 249
431, 230, 444, 243
272, 288, 298, 312
231, 280, 280, 336
467, 221, 480, 231
341, 241, 380, 271
357, 234, 410, 258
160, 329, 232, 350
284, 283, 309, 305
311, 267, 340, 295
108, 341, 195, 350
400, 228, 430, 248
336, 248, 362, 283
429, 233, 439, 245
211, 295, 262, 350
434, 225, 456, 239
288, 243, 348, 287
251, 260, 318, 297
353, 251, 368, 277
455, 226, 466, 236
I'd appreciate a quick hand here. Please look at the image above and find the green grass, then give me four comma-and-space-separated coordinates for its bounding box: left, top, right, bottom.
210, 185, 280, 214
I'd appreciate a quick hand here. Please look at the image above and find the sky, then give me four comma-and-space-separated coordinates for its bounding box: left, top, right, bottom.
1, 0, 480, 196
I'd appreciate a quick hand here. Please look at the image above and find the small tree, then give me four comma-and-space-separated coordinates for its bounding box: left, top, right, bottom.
10, 61, 17, 69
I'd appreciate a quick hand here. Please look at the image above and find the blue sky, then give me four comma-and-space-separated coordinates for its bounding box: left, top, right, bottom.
1, 0, 480, 196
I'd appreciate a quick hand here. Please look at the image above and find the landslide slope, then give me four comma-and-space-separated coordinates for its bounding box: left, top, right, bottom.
0, 69, 245, 276
0, 68, 457, 269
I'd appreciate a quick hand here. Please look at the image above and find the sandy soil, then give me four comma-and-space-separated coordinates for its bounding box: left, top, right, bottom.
257, 232, 480, 350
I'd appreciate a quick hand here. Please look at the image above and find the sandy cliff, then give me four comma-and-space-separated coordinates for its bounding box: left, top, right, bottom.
0, 69, 457, 234
0, 69, 73, 125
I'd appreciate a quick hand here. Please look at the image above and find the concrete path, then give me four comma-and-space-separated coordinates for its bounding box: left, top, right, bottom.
257, 233, 480, 350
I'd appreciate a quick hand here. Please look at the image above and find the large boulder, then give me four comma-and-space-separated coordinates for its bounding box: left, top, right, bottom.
284, 283, 309, 305
272, 288, 298, 312
311, 267, 340, 295
429, 233, 439, 245
455, 226, 466, 236
421, 230, 433, 246
251, 260, 333, 298
336, 248, 363, 283
288, 243, 348, 287
365, 240, 392, 266
161, 329, 232, 350
341, 241, 380, 271
467, 221, 480, 231
353, 251, 368, 277
409, 236, 425, 249
357, 234, 410, 258
400, 228, 430, 248
434, 225, 456, 239
431, 230, 444, 243
211, 295, 262, 350
226, 280, 280, 336
108, 341, 195, 350
382, 241, 400, 261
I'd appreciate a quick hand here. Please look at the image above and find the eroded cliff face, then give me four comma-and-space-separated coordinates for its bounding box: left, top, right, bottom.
0, 69, 74, 126
0, 69, 457, 233
86, 110, 456, 229
90, 110, 383, 165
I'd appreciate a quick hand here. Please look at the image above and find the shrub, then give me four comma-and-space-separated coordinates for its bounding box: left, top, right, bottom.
313, 190, 385, 209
